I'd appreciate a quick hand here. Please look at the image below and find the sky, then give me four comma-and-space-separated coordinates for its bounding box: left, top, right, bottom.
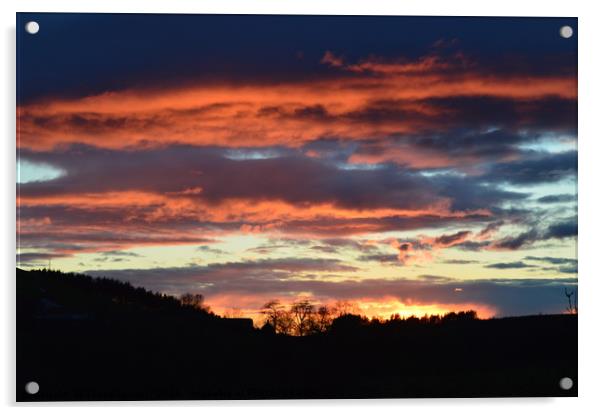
17, 13, 577, 321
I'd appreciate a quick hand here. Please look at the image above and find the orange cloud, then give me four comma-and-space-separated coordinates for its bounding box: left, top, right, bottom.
17, 51, 576, 153
18, 191, 489, 227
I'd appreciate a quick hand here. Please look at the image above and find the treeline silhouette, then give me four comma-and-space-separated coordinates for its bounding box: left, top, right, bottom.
17, 268, 577, 401
259, 298, 478, 336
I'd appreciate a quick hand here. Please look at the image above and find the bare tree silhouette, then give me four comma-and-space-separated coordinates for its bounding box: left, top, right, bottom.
316, 305, 333, 332
260, 300, 294, 334
261, 300, 283, 330
291, 299, 315, 336
180, 293, 209, 311
564, 288, 577, 314
332, 300, 359, 317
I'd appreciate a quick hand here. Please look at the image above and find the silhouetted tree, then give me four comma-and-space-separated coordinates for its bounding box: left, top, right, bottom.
315, 305, 333, 332
441, 310, 477, 322
260, 300, 282, 328
180, 293, 209, 312
458, 310, 478, 321
260, 300, 294, 334
330, 313, 369, 334
332, 300, 359, 317
260, 322, 276, 335
564, 288, 577, 314
291, 299, 315, 336
278, 309, 295, 335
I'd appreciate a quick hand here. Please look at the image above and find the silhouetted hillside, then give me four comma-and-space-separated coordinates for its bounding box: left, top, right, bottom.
17, 267, 250, 331
17, 268, 577, 401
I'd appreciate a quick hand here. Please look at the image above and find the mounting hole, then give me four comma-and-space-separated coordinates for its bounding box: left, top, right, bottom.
559, 25, 573, 39
25, 21, 40, 35
559, 377, 573, 390
25, 381, 39, 395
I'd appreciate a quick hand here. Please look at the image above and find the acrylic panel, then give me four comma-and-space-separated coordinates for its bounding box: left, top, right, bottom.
16, 13, 578, 401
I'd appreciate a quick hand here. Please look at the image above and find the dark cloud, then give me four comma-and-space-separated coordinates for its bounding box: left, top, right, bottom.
537, 194, 576, 204
19, 145, 526, 243
101, 250, 142, 257
196, 246, 227, 255
434, 230, 471, 246
421, 95, 576, 133
523, 256, 577, 275
436, 175, 529, 211
18, 229, 215, 247
342, 95, 576, 137
455, 241, 492, 251
524, 256, 577, 266
410, 128, 526, 159
482, 151, 577, 185
356, 254, 400, 264
342, 100, 428, 125
488, 218, 576, 251
485, 261, 534, 270
477, 221, 504, 238
441, 259, 480, 265
84, 262, 577, 317
93, 257, 128, 263
85, 258, 360, 294
310, 245, 339, 254
17, 224, 217, 259
20, 145, 441, 211
203, 257, 361, 273
266, 214, 493, 236
558, 265, 578, 274
318, 238, 378, 253
417, 274, 455, 283
492, 229, 540, 250
546, 218, 577, 239
301, 138, 358, 162
17, 14, 577, 103
17, 252, 70, 264
293, 104, 331, 120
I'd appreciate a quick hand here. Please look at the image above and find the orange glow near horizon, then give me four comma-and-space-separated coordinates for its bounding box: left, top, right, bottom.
206, 295, 498, 327
355, 297, 497, 320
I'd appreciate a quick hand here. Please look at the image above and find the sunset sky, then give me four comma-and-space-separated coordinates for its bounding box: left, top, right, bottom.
17, 14, 577, 320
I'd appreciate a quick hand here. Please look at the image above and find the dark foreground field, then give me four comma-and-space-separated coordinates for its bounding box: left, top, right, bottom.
17, 268, 577, 401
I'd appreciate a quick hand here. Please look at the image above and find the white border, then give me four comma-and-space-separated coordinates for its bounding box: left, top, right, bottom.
2, 1, 601, 414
